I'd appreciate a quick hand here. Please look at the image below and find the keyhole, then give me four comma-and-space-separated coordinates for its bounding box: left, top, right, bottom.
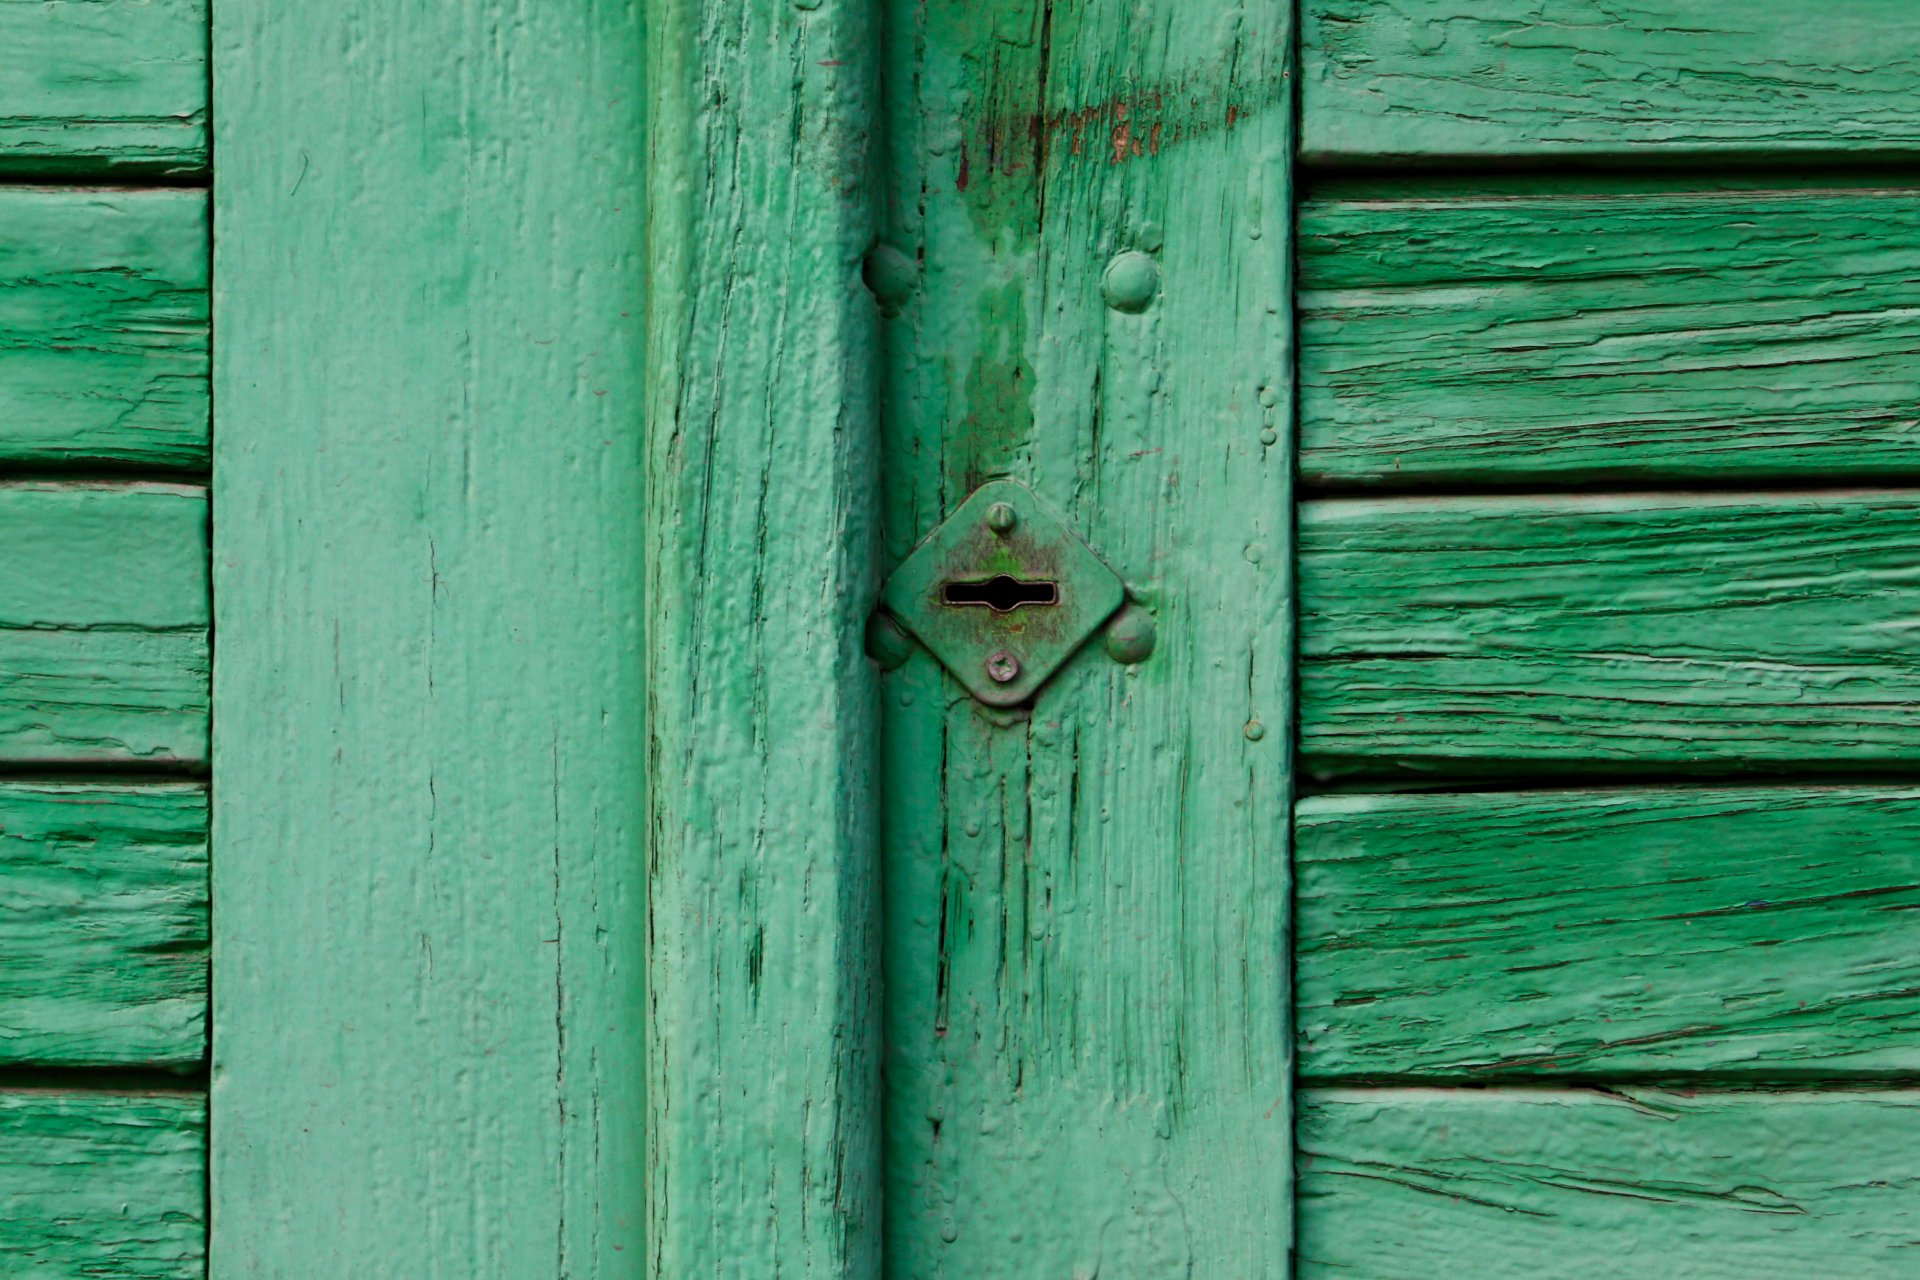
941, 575, 1059, 613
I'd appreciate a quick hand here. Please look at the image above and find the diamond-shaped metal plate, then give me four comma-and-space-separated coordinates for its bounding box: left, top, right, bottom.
882, 481, 1124, 707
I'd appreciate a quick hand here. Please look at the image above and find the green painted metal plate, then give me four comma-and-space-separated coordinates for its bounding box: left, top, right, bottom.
882, 480, 1124, 707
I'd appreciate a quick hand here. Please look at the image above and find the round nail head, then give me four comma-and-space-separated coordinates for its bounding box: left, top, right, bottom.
862, 241, 918, 316
1104, 604, 1157, 664
864, 610, 916, 672
1102, 251, 1160, 313
986, 649, 1021, 684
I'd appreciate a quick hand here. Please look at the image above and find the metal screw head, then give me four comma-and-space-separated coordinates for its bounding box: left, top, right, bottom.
985, 649, 1021, 684
985, 502, 1017, 535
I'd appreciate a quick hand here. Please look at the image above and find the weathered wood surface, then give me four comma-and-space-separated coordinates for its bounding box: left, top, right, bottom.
0, 483, 206, 764
1299, 1087, 1920, 1278
1300, 190, 1920, 486
0, 188, 208, 469
1298, 788, 1920, 1079
0, 1090, 204, 1278
212, 0, 647, 1272
0, 0, 208, 174
1301, 0, 1920, 164
1301, 492, 1920, 775
644, 0, 883, 1274
0, 783, 206, 1067
875, 1, 1293, 1273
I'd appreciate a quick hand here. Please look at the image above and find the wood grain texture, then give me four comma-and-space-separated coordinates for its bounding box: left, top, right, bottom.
1301, 0, 1920, 164
212, 1, 647, 1273
1301, 492, 1920, 776
0, 1090, 204, 1278
1300, 189, 1920, 486
1298, 787, 1920, 1079
0, 188, 208, 469
0, 0, 208, 175
643, 0, 883, 1273
0, 482, 206, 764
1299, 1087, 1920, 1278
0, 783, 206, 1067
875, 1, 1294, 1273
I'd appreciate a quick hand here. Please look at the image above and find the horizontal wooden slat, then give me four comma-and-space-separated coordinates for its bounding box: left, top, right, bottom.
0, 189, 208, 468
1297, 788, 1920, 1078
1299, 1087, 1920, 1278
0, 1090, 203, 1277
1302, 0, 1920, 164
0, 0, 207, 174
1300, 190, 1920, 485
0, 483, 207, 763
1301, 492, 1920, 775
0, 784, 206, 1066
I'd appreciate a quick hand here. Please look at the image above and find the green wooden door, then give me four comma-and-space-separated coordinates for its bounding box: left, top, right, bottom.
1295, 2, 1920, 1275
13, 1, 1920, 1277
644, 0, 1293, 1275
869, 7, 1291, 1274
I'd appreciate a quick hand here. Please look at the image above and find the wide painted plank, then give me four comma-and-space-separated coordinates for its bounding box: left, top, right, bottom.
0, 783, 206, 1066
1302, 0, 1920, 163
0, 483, 206, 764
0, 189, 208, 468
1300, 1087, 1920, 1278
644, 0, 882, 1273
0, 0, 208, 174
875, 2, 1294, 1274
212, 1, 647, 1274
1298, 788, 1920, 1078
1301, 492, 1920, 775
1301, 190, 1920, 485
0, 1090, 204, 1278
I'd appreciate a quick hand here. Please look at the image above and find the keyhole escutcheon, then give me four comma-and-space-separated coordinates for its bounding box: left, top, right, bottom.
941, 575, 1059, 613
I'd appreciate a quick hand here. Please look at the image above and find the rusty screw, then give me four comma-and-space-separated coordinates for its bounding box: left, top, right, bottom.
985, 649, 1021, 684
986, 502, 1017, 535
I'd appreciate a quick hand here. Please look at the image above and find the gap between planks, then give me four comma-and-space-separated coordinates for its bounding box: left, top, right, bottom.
1294, 770, 1920, 798
1300, 167, 1920, 200
0, 1070, 205, 1094
0, 175, 211, 191
1300, 476, 1920, 500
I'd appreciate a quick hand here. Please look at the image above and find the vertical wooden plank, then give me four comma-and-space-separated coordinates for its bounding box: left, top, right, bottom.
642, 0, 883, 1273
212, 2, 647, 1274
875, 1, 1294, 1273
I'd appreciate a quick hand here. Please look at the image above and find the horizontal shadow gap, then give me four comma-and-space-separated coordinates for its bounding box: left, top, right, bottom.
0, 1066, 207, 1094
0, 171, 211, 192
1296, 157, 1920, 196
1296, 475, 1920, 502
0, 462, 211, 486
1293, 766, 1920, 799
0, 762, 210, 786
1295, 1074, 1920, 1094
